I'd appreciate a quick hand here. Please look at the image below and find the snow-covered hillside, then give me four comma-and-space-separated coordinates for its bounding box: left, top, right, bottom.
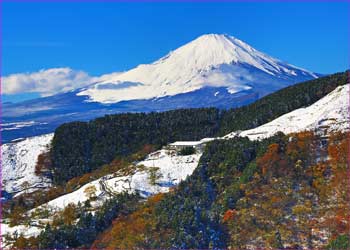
1, 133, 53, 196
2, 149, 201, 247
77, 34, 317, 103
28, 150, 201, 212
225, 84, 350, 140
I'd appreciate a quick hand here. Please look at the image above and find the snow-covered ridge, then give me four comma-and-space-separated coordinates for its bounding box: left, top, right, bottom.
1, 133, 53, 196
77, 34, 317, 103
225, 84, 350, 140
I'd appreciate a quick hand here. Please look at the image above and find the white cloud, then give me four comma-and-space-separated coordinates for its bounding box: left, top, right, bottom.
96, 71, 124, 82
1, 67, 120, 96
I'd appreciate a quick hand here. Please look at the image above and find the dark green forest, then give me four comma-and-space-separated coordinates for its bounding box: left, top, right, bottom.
50, 72, 348, 184
8, 193, 142, 249
150, 134, 285, 248
51, 108, 220, 183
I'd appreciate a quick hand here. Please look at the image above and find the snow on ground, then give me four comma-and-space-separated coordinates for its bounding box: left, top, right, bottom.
1, 133, 53, 196
32, 175, 131, 213
29, 149, 202, 212
1, 148, 201, 247
224, 84, 350, 140
131, 149, 201, 196
1, 223, 42, 247
1, 224, 42, 238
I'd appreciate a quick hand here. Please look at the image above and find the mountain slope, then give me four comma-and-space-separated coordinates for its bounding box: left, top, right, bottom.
94, 131, 349, 249
1, 134, 53, 197
2, 86, 257, 143
225, 84, 350, 140
27, 150, 202, 212
78, 34, 317, 103
218, 71, 348, 135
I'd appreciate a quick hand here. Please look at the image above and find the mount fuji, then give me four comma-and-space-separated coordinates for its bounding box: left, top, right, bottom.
3, 34, 319, 143
78, 34, 317, 103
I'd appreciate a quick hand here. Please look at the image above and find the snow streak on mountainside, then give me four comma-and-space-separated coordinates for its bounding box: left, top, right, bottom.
1, 134, 53, 196
77, 34, 317, 103
225, 84, 350, 140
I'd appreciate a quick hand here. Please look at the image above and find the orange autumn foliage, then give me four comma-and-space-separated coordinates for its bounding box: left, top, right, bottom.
227, 131, 350, 248
93, 193, 165, 249
35, 152, 52, 175
222, 209, 237, 223
257, 143, 280, 176
328, 132, 350, 168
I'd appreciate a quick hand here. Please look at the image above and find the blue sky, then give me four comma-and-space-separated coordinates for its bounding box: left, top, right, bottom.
2, 1, 349, 102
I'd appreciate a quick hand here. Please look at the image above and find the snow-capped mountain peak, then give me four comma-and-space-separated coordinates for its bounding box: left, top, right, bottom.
153, 33, 291, 76
77, 34, 318, 103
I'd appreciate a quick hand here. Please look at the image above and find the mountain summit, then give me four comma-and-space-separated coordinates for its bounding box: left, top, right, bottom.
77, 34, 318, 103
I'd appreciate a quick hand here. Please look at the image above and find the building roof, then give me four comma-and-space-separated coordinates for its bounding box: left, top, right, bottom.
200, 138, 216, 143
169, 141, 203, 146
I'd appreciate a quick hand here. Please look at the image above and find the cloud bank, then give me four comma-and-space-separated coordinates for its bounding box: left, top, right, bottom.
2, 68, 123, 96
